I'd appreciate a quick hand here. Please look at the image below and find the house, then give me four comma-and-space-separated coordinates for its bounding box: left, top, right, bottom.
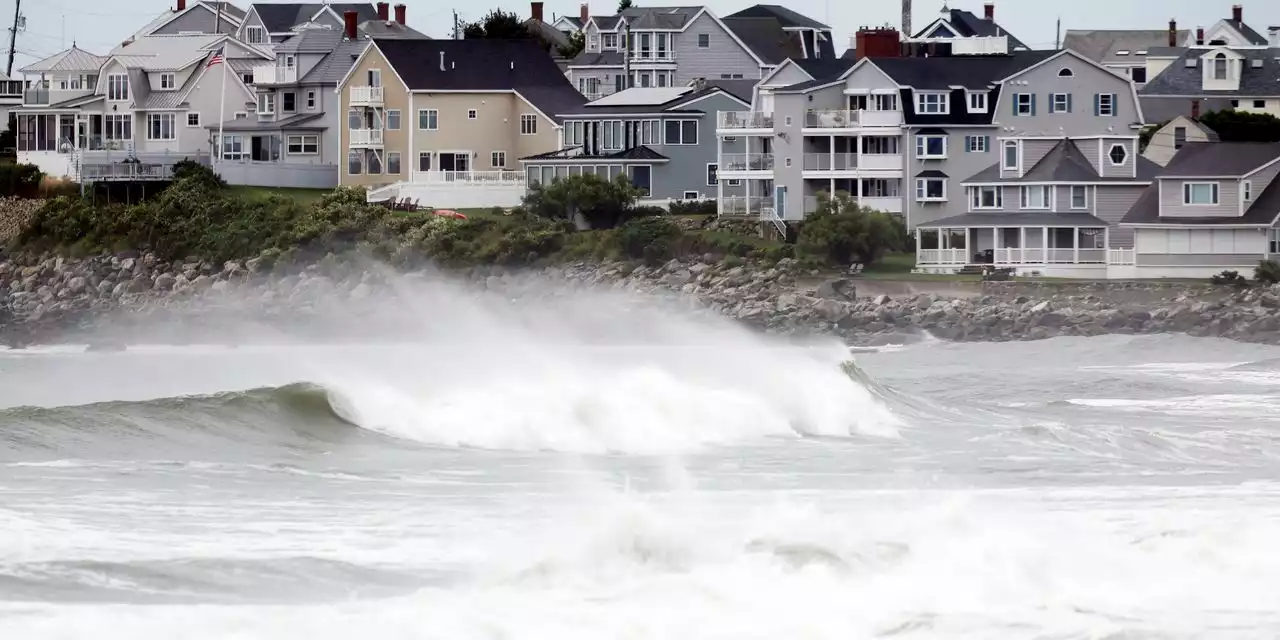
207, 8, 421, 188
133, 0, 246, 38
1195, 4, 1273, 48
335, 38, 586, 207
911, 3, 1029, 52
521, 84, 749, 204
1062, 21, 1190, 87
1119, 141, 1280, 278
14, 35, 270, 180
1141, 113, 1220, 166
550, 5, 589, 38
1139, 28, 1280, 123
716, 28, 1146, 235
0, 72, 25, 127
235, 2, 423, 46
566, 4, 831, 101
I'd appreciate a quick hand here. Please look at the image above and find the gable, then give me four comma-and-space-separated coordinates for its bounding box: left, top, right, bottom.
760, 60, 813, 87
924, 22, 957, 39
237, 9, 267, 39
150, 4, 238, 35
667, 91, 748, 114
680, 10, 765, 67
843, 60, 899, 91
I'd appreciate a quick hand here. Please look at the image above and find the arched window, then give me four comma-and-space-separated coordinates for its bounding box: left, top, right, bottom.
1213, 53, 1229, 80
1057, 67, 1074, 78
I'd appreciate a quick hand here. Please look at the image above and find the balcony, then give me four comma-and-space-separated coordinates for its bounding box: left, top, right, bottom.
719, 195, 773, 217
720, 152, 774, 172
859, 153, 904, 171
349, 129, 384, 146
803, 109, 903, 129
718, 111, 774, 131
252, 65, 298, 85
409, 170, 524, 185
803, 194, 903, 215
23, 89, 49, 106
802, 153, 857, 171
23, 86, 95, 107
349, 85, 384, 106
628, 50, 677, 63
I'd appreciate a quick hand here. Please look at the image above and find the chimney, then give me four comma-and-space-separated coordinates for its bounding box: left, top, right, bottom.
394, 3, 405, 24
855, 27, 902, 60
531, 1, 544, 23
343, 10, 358, 39
1191, 99, 1201, 120
1269, 26, 1280, 47
1232, 4, 1243, 23
1196, 27, 1204, 45
1168, 19, 1177, 47
983, 2, 994, 21
580, 3, 589, 24
902, 0, 912, 39
176, 0, 186, 11
376, 2, 389, 21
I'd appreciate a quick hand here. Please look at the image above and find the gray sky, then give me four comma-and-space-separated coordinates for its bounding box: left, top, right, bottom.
5, 0, 1278, 74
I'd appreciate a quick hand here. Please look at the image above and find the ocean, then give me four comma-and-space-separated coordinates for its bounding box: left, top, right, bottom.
2, 277, 1279, 638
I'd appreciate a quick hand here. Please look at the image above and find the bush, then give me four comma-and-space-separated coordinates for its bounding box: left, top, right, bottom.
170, 159, 226, 189
0, 163, 43, 198
521, 173, 642, 229
797, 192, 903, 266
1255, 260, 1280, 284
617, 216, 681, 264
1211, 269, 1248, 287
668, 199, 717, 216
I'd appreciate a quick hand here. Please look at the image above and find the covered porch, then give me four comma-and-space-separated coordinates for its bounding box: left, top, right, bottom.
206, 113, 337, 189
915, 212, 1115, 276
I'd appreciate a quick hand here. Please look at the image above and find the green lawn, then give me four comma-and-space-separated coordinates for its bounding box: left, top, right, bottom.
858, 252, 981, 281
227, 185, 330, 204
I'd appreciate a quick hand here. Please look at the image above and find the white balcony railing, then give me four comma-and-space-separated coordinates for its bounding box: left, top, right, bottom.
349, 129, 384, 146
252, 65, 298, 84
994, 248, 1107, 264
861, 196, 903, 214
1108, 248, 1136, 265
802, 153, 858, 171
917, 248, 968, 265
719, 195, 772, 217
718, 111, 774, 130
627, 50, 677, 63
804, 109, 903, 128
859, 154, 904, 170
720, 152, 774, 172
349, 85, 384, 105
410, 170, 524, 185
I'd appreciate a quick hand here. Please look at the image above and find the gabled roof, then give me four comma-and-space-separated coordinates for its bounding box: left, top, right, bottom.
136, 2, 246, 38
20, 45, 106, 74
616, 6, 702, 30
1140, 47, 1280, 98
252, 3, 377, 33
297, 39, 368, 84
914, 9, 1028, 51
866, 50, 1057, 90
1221, 18, 1269, 46
1062, 30, 1191, 65
700, 78, 755, 103
522, 145, 669, 162
726, 5, 829, 30
524, 18, 572, 49
1159, 141, 1280, 177
722, 16, 834, 64
965, 139, 1161, 184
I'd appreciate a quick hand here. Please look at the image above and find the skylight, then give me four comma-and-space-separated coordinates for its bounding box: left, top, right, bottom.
1116, 50, 1130, 55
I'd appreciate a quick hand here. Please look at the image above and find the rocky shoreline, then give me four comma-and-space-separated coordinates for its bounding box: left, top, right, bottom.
1, 250, 1278, 347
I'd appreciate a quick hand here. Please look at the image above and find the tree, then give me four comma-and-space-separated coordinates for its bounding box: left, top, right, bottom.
1198, 109, 1280, 142
463, 9, 528, 39
798, 192, 903, 267
558, 29, 586, 58
522, 173, 642, 229
1139, 120, 1168, 152
617, 0, 633, 10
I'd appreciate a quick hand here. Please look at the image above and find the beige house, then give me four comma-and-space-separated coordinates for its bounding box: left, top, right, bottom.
1142, 115, 1220, 167
336, 38, 584, 206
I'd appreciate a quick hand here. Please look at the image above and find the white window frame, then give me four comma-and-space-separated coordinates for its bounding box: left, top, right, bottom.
145, 113, 176, 141
1020, 185, 1051, 210
602, 33, 618, 49
1183, 182, 1220, 205
915, 177, 946, 202
245, 26, 265, 44
706, 162, 718, 186
107, 74, 129, 101
186, 112, 201, 127
491, 150, 506, 167
347, 150, 362, 175
104, 113, 132, 141
1051, 93, 1069, 113
468, 109, 478, 120
520, 113, 537, 135
915, 92, 949, 115
1212, 54, 1229, 80
282, 91, 296, 113
1002, 140, 1019, 171
1015, 93, 1033, 116
965, 135, 987, 152
159, 73, 176, 90
306, 90, 317, 110
1098, 93, 1115, 116
219, 134, 245, 161
1244, 180, 1253, 201
1107, 143, 1128, 166
1057, 67, 1075, 77
286, 134, 319, 154
970, 185, 1002, 209
915, 134, 947, 159
419, 109, 438, 130
257, 93, 275, 115
1070, 185, 1088, 209
966, 91, 987, 113
386, 109, 401, 130
683, 190, 700, 199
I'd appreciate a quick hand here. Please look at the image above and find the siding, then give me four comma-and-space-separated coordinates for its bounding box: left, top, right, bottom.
151, 5, 239, 35
1098, 137, 1136, 178
236, 11, 268, 41
761, 62, 815, 88
802, 84, 844, 110
997, 51, 1140, 136
1018, 139, 1058, 176
770, 92, 806, 219
1142, 117, 1215, 166
338, 46, 410, 188
843, 62, 899, 93
1094, 184, 1145, 248
658, 93, 742, 199
154, 61, 254, 154
906, 125, 999, 227
1158, 179, 1241, 218
408, 93, 558, 172
673, 13, 759, 85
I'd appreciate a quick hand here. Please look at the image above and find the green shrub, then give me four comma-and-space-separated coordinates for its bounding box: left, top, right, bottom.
797, 192, 902, 267
0, 163, 43, 198
170, 159, 226, 189
1255, 260, 1280, 284
667, 199, 717, 216
1211, 269, 1248, 287
521, 173, 642, 229
617, 216, 681, 264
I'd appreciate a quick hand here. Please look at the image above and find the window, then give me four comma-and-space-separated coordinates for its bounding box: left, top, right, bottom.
784, 116, 792, 126
283, 55, 296, 69
915, 178, 946, 201
367, 151, 382, 174
234, 112, 247, 120
1254, 100, 1267, 109
245, 26, 265, 44
241, 74, 253, 86
602, 33, 618, 49
970, 186, 1002, 209
698, 33, 710, 48
1002, 140, 1019, 170
186, 112, 200, 127
706, 163, 718, 186
281, 91, 295, 113
387, 151, 401, 175
1243, 180, 1252, 201
491, 151, 506, 167
872, 93, 898, 111
1130, 67, 1147, 83
602, 120, 623, 150
1212, 53, 1229, 80
418, 152, 431, 171
159, 73, 176, 89
967, 91, 987, 113
915, 92, 948, 115
1057, 67, 1074, 77
468, 109, 478, 119
916, 135, 946, 158
104, 114, 132, 141
1014, 93, 1034, 116
348, 108, 361, 129
1050, 93, 1071, 113
683, 190, 700, 199
1020, 185, 1050, 209
965, 135, 988, 152
664, 119, 698, 145
1174, 126, 1187, 149
386, 109, 400, 130
257, 93, 275, 114
1108, 143, 1128, 166
1071, 185, 1088, 209
306, 91, 316, 109
1096, 93, 1115, 116
640, 119, 660, 145
1183, 182, 1219, 205
347, 150, 362, 174
286, 134, 318, 154
107, 74, 129, 101
419, 109, 438, 130
146, 113, 176, 141
1272, 229, 1280, 254
219, 134, 244, 160
520, 114, 537, 135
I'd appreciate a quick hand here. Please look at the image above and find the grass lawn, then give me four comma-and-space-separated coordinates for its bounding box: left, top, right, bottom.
227, 185, 331, 204
858, 252, 982, 281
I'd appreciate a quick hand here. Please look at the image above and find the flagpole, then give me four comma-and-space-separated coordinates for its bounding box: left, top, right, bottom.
214, 4, 226, 168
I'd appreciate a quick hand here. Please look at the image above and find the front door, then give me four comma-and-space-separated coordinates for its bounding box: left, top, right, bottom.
438, 153, 470, 179
774, 185, 787, 219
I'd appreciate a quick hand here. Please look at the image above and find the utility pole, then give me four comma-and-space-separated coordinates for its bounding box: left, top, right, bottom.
7, 0, 22, 77
1055, 16, 1061, 49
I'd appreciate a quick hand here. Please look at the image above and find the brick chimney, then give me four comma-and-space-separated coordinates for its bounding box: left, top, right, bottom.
1168, 19, 1177, 47
343, 10, 358, 39
394, 3, 405, 24
580, 3, 589, 24
531, 1, 544, 22
1232, 4, 1243, 23
855, 27, 902, 59
1191, 99, 1201, 120
176, 0, 186, 11
983, 2, 994, 21
376, 2, 389, 21
1196, 27, 1204, 45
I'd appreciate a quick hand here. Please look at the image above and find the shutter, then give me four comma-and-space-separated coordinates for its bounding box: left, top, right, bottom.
1012, 93, 1020, 115
1030, 94, 1037, 116
1110, 93, 1118, 116
984, 136, 991, 151
1067, 94, 1073, 113
1094, 94, 1101, 116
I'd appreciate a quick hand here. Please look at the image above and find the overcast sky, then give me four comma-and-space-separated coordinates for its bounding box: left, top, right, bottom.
5, 0, 1277, 74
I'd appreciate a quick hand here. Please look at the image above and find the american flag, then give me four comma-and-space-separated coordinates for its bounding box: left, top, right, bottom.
206, 46, 224, 68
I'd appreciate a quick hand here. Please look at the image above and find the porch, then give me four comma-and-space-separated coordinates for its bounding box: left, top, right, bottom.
915, 212, 1120, 277
208, 114, 337, 189
366, 170, 527, 209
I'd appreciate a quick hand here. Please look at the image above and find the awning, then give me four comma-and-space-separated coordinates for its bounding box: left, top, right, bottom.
917, 211, 1110, 228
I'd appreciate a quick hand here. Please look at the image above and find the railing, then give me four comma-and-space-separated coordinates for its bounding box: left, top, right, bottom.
861, 196, 903, 213
802, 153, 857, 171
252, 65, 298, 84
762, 205, 785, 236
718, 111, 774, 130
349, 85, 384, 105
581, 90, 608, 101
719, 195, 772, 216
628, 50, 677, 63
349, 129, 384, 146
994, 248, 1107, 264
859, 153, 904, 170
720, 152, 774, 172
79, 162, 177, 181
804, 109, 903, 128
917, 248, 968, 265
410, 170, 525, 185
1108, 248, 1135, 265
23, 89, 49, 106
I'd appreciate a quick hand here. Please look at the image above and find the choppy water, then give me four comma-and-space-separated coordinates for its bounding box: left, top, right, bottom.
3, 279, 1280, 638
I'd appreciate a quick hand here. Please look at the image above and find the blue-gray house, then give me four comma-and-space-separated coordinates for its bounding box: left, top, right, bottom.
520, 83, 750, 203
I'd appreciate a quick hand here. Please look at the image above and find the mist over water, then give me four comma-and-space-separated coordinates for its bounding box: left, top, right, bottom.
3, 271, 1280, 638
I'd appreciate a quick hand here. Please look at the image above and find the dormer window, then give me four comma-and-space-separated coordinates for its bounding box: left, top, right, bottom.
1057, 67, 1074, 77
159, 73, 175, 90
1213, 53, 1229, 80
602, 33, 617, 49
967, 91, 987, 112
916, 92, 949, 115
